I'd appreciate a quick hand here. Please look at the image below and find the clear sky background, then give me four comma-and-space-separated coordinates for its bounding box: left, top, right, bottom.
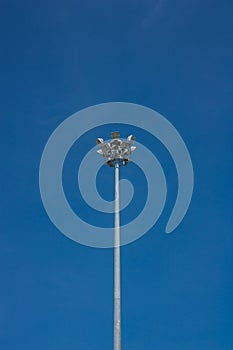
1, 0, 233, 349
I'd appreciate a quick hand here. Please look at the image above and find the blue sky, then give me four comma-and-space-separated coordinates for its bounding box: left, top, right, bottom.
1, 0, 233, 349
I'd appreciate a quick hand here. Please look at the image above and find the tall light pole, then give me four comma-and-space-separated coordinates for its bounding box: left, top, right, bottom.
96, 131, 136, 350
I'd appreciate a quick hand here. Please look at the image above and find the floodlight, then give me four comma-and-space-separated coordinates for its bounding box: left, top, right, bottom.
130, 146, 136, 153
96, 132, 136, 167
121, 141, 129, 148
127, 135, 135, 142
96, 138, 104, 145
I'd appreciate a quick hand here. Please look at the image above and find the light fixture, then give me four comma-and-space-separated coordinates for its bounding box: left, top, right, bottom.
97, 133, 136, 167
96, 137, 104, 145
127, 134, 135, 142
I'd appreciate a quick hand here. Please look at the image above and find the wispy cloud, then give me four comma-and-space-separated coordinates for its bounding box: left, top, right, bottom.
141, 0, 167, 28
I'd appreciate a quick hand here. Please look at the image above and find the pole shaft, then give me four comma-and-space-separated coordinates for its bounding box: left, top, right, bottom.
114, 163, 121, 350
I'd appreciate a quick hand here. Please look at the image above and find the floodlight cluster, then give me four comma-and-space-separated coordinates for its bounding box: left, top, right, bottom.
96, 132, 136, 167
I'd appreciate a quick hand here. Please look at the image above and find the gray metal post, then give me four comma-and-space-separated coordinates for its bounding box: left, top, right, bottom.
96, 132, 136, 350
114, 162, 121, 350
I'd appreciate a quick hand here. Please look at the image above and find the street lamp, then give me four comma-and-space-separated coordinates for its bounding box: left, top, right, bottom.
96, 131, 136, 350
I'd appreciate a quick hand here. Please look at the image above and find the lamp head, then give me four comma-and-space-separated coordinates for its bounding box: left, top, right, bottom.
96, 138, 104, 145
127, 134, 135, 142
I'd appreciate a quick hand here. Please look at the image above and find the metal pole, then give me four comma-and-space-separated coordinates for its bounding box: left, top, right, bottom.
114, 162, 121, 350
96, 132, 135, 350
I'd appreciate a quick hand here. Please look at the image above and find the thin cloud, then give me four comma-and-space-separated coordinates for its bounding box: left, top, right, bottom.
141, 0, 167, 28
